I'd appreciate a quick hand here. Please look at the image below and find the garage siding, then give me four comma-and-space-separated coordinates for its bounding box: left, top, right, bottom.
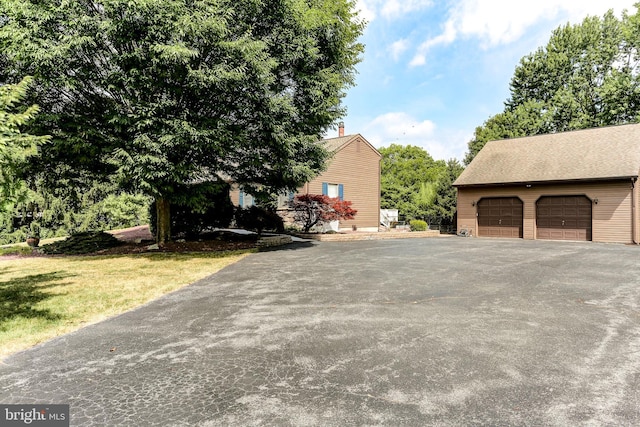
456, 181, 634, 243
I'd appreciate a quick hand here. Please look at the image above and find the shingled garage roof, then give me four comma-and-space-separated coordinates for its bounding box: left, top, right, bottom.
454, 123, 640, 187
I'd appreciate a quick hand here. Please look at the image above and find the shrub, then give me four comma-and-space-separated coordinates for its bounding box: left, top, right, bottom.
80, 194, 150, 231
0, 190, 151, 245
40, 231, 121, 255
410, 219, 427, 231
288, 194, 357, 232
235, 206, 284, 235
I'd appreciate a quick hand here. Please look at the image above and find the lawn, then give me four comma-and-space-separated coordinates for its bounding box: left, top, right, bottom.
0, 250, 254, 359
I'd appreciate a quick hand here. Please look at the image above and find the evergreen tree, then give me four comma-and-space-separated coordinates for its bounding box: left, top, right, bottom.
0, 76, 49, 211
0, 0, 364, 244
379, 144, 445, 222
465, 7, 640, 163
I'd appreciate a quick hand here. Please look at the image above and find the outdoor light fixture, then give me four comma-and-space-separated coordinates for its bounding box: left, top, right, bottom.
593, 198, 598, 205
471, 201, 476, 206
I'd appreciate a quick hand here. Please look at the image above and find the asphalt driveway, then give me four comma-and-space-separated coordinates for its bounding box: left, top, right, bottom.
1, 238, 640, 426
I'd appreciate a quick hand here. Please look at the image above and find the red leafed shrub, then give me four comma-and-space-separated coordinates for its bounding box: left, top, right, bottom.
289, 194, 357, 232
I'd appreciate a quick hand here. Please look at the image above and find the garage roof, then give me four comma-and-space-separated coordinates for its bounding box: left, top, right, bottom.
454, 123, 640, 187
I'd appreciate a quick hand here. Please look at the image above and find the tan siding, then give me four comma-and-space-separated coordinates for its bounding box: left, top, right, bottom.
302, 136, 381, 229
636, 177, 640, 244
229, 184, 240, 206
457, 181, 634, 243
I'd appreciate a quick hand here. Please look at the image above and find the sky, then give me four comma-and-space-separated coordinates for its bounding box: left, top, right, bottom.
337, 0, 638, 162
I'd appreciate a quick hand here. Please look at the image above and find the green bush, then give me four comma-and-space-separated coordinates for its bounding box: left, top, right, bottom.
80, 194, 150, 231
0, 189, 150, 245
40, 231, 121, 255
235, 206, 284, 234
410, 219, 427, 231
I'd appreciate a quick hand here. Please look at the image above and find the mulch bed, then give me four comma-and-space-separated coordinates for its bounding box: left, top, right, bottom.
1, 227, 260, 259
91, 229, 260, 255
97, 238, 258, 255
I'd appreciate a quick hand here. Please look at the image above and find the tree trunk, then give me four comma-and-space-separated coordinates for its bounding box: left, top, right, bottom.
156, 197, 171, 246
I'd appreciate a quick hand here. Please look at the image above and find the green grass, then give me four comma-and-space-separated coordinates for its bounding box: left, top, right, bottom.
0, 250, 254, 359
0, 246, 34, 256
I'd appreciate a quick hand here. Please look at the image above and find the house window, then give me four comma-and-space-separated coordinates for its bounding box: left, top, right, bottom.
277, 191, 295, 209
322, 182, 344, 200
239, 190, 254, 208
327, 184, 339, 198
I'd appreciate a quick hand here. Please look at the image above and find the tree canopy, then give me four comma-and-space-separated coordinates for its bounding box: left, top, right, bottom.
0, 76, 49, 212
379, 144, 449, 223
465, 7, 640, 164
0, 0, 364, 243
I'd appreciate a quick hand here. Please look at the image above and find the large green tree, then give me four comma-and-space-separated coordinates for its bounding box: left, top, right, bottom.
379, 144, 446, 222
0, 0, 364, 244
430, 158, 464, 226
0, 76, 49, 212
466, 7, 640, 164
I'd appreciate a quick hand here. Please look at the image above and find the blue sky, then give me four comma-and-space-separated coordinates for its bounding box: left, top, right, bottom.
337, 0, 637, 161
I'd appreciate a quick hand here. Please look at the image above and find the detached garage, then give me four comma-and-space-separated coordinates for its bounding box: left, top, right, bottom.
454, 124, 640, 244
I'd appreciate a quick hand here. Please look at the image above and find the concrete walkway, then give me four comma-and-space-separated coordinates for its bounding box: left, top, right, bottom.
1, 238, 640, 425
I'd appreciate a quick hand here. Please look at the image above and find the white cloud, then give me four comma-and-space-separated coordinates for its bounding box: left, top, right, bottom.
354, 0, 376, 23
381, 0, 434, 19
389, 39, 409, 61
362, 112, 471, 160
355, 0, 434, 22
411, 0, 636, 65
410, 21, 457, 66
365, 112, 435, 144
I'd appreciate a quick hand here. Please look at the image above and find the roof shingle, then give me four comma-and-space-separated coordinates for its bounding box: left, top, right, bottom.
454, 123, 640, 187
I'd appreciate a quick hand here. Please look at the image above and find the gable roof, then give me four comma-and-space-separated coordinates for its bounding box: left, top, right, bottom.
322, 134, 382, 158
454, 123, 640, 187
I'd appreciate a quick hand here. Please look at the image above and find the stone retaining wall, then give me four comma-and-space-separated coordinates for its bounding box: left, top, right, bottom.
257, 235, 293, 249
296, 230, 440, 242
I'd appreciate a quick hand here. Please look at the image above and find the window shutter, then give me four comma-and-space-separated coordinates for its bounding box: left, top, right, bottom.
239, 191, 244, 207
322, 182, 328, 195
338, 184, 344, 201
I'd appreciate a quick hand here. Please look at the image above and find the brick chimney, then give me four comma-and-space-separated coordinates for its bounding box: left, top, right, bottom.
338, 121, 345, 137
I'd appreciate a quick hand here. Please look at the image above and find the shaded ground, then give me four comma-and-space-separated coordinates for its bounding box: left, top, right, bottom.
101, 227, 258, 255
1, 238, 639, 426
1, 226, 259, 259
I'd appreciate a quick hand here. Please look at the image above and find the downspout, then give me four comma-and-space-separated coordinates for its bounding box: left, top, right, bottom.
633, 178, 638, 245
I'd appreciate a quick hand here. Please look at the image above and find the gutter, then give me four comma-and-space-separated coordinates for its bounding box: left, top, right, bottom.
633, 178, 638, 245
454, 176, 639, 188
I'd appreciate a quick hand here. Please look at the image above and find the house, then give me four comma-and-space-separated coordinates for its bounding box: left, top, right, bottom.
453, 123, 640, 244
230, 124, 382, 232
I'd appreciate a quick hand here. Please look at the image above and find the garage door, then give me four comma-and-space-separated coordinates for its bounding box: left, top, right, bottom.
477, 197, 523, 238
536, 196, 592, 241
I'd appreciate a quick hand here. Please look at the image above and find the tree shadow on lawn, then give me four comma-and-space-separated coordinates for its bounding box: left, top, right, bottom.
0, 272, 74, 328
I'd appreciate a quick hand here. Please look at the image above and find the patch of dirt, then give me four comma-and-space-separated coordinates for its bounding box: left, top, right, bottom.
108, 225, 154, 242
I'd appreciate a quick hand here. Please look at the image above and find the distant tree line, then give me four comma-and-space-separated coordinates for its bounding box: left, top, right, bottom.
380, 144, 463, 229
466, 6, 640, 163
